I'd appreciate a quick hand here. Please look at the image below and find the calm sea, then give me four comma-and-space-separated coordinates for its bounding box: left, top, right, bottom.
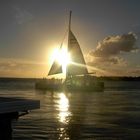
0, 78, 140, 140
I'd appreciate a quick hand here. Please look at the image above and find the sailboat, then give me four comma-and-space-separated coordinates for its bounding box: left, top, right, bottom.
35, 11, 104, 92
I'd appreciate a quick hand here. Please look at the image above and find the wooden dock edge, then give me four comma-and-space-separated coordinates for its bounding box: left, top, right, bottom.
0, 97, 40, 139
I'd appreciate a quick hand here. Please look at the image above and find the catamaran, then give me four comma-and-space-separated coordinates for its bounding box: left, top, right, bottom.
35, 11, 104, 92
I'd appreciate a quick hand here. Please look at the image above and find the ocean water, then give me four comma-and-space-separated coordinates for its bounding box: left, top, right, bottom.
0, 79, 140, 140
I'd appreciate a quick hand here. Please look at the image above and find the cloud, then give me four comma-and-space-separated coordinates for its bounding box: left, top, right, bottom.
87, 55, 127, 68
0, 58, 47, 78
86, 32, 139, 76
87, 32, 138, 66
90, 32, 138, 57
129, 69, 140, 76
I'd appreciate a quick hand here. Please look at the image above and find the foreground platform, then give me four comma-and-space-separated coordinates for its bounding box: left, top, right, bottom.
0, 97, 40, 139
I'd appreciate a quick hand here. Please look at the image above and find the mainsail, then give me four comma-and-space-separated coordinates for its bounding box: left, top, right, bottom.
67, 30, 88, 76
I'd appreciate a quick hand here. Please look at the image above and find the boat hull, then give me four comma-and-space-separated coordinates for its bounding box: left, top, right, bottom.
66, 82, 104, 92
35, 79, 104, 92
35, 80, 63, 91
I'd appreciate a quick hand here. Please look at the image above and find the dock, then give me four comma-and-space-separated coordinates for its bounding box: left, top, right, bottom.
0, 97, 40, 139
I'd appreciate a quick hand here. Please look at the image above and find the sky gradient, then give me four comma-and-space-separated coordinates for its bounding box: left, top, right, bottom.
0, 0, 140, 78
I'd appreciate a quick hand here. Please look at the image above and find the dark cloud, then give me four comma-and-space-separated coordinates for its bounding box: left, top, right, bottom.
90, 32, 138, 57
130, 69, 140, 75
87, 32, 138, 66
87, 55, 127, 67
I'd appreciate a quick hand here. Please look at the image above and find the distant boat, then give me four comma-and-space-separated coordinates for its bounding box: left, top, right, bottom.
35, 11, 104, 92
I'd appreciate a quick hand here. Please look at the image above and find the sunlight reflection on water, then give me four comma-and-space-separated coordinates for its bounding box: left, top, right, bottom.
55, 93, 72, 140
56, 93, 71, 124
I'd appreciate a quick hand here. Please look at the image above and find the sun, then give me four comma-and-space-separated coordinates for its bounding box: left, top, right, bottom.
51, 47, 71, 74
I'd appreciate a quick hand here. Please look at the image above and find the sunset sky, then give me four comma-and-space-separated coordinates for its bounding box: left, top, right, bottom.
0, 0, 140, 78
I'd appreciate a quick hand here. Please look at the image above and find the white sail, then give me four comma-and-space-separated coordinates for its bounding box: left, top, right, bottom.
67, 30, 88, 76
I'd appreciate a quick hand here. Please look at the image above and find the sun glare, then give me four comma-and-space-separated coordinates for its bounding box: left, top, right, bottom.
51, 47, 71, 74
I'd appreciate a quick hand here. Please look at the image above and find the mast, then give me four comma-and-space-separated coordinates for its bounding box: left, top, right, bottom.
66, 11, 72, 79
69, 11, 72, 32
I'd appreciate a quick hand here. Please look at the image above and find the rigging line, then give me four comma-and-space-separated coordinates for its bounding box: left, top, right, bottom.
60, 28, 69, 48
